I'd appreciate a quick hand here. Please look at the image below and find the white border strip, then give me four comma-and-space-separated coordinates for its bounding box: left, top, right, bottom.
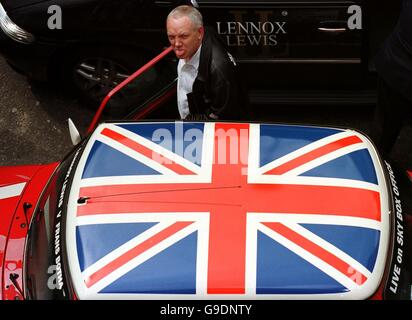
0, 182, 26, 200
258, 131, 354, 175
106, 124, 203, 175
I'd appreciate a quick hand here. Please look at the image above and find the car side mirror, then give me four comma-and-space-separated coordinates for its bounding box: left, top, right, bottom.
68, 118, 82, 146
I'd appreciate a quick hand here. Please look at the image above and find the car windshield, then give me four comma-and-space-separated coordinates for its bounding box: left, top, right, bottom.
24, 143, 85, 299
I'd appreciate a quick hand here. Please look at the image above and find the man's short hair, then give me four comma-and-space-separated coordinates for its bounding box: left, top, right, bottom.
167, 5, 203, 29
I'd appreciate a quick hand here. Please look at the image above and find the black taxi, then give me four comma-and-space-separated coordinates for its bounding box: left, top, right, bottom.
0, 0, 402, 107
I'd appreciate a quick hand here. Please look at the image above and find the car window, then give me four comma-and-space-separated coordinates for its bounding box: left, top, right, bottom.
24, 143, 85, 299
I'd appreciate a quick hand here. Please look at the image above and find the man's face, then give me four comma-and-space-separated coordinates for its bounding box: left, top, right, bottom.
167, 16, 204, 61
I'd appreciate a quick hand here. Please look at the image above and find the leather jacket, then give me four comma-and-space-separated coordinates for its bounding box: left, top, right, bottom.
185, 28, 247, 120
374, 0, 412, 103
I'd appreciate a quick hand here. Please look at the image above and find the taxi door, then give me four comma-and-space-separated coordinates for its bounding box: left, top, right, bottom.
197, 0, 364, 91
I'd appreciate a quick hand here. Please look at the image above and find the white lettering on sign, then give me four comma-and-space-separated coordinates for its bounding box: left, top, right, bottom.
216, 10, 287, 48
385, 161, 406, 295
50, 148, 81, 291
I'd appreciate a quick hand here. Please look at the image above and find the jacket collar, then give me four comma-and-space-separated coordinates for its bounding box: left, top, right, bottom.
196, 27, 213, 83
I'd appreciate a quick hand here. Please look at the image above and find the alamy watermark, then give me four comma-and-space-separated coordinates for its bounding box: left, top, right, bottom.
347, 5, 362, 30
47, 264, 64, 290
47, 5, 62, 30
150, 123, 249, 171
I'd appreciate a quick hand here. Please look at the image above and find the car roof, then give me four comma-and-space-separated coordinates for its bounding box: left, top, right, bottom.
64, 121, 390, 299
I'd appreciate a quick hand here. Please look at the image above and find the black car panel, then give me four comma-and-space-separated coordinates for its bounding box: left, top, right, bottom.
197, 0, 363, 89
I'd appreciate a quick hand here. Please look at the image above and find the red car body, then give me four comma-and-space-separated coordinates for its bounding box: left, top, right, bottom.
0, 163, 58, 300
0, 122, 411, 300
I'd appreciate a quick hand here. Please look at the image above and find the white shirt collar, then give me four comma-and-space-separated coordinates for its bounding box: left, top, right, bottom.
184, 44, 202, 69
176, 45, 202, 120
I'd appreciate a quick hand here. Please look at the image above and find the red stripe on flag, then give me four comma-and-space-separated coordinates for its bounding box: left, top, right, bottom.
264, 222, 368, 285
207, 207, 246, 294
101, 128, 195, 175
265, 135, 363, 175
206, 123, 249, 294
84, 221, 194, 288
77, 183, 381, 222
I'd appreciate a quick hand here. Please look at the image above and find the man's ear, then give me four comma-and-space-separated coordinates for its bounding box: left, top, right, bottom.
199, 26, 205, 40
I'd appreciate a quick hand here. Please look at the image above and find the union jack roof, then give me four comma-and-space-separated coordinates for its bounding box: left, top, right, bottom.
65, 121, 391, 299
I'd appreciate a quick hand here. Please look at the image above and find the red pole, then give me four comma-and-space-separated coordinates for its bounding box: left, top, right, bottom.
87, 46, 174, 134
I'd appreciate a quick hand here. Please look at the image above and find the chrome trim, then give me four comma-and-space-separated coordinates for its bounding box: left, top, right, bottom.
318, 27, 347, 33
0, 3, 35, 44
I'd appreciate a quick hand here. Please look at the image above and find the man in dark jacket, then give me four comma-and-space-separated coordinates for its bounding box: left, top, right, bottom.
370, 0, 412, 155
166, 5, 246, 120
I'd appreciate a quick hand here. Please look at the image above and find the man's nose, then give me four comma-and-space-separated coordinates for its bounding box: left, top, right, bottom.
175, 39, 182, 47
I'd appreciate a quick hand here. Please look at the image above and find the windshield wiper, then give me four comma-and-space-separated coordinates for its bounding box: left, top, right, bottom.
22, 202, 32, 228
9, 273, 24, 299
